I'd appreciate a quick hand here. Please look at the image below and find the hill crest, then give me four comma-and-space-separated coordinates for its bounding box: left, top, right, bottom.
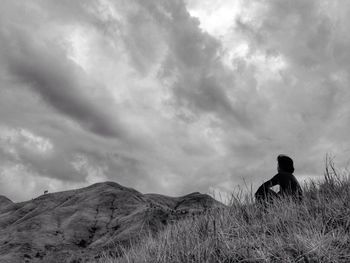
0, 181, 224, 262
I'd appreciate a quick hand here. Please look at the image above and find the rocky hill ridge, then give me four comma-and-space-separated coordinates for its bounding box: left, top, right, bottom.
0, 181, 224, 262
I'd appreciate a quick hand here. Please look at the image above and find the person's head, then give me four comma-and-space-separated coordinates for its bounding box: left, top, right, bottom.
277, 154, 294, 173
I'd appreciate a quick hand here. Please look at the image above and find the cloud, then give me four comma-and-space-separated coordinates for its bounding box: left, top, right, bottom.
181, 0, 350, 190
0, 27, 125, 138
222, 0, 350, 178
1, 0, 350, 201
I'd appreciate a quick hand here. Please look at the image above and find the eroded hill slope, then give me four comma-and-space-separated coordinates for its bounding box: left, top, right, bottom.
0, 182, 223, 262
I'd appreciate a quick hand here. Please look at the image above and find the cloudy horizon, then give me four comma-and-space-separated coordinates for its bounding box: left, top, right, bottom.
1, 0, 350, 202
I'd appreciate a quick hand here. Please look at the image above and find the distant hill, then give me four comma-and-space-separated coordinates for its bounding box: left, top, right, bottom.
0, 182, 224, 262
0, 195, 13, 209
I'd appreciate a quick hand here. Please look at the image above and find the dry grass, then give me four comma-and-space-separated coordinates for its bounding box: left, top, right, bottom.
99, 157, 350, 263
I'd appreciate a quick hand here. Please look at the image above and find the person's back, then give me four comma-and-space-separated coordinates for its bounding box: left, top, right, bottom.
255, 155, 303, 203
268, 171, 303, 200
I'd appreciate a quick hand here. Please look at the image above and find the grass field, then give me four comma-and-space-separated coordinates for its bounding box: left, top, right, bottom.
99, 158, 350, 263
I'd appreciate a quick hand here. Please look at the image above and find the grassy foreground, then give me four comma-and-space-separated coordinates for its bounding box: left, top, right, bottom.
100, 160, 350, 263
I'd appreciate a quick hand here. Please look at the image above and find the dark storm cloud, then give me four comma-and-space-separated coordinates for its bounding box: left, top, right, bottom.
1, 0, 350, 201
237, 0, 350, 124
114, 0, 250, 126
222, 0, 350, 182
0, 30, 124, 138
0, 0, 134, 199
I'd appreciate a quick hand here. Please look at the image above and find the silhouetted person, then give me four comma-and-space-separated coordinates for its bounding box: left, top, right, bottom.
255, 155, 303, 204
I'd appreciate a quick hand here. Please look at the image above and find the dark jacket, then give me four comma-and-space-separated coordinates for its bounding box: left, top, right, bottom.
256, 172, 303, 201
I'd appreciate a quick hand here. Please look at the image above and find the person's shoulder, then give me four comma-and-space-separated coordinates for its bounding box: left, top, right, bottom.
271, 173, 281, 182
273, 172, 282, 178
276, 172, 294, 181
283, 172, 298, 182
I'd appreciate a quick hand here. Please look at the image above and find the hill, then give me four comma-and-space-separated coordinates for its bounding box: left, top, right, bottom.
0, 182, 224, 263
0, 195, 13, 209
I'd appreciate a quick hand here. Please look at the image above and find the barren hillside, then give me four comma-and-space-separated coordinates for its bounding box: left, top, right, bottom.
0, 182, 223, 263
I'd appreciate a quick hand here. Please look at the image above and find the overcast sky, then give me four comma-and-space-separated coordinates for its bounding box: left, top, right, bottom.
1, 0, 350, 201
